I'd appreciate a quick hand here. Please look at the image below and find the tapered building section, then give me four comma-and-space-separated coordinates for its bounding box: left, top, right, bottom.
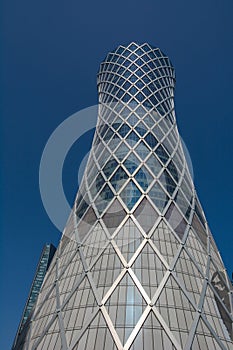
23, 43, 233, 350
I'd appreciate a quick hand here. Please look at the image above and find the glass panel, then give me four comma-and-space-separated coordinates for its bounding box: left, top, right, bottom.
118, 123, 130, 137
125, 131, 139, 147
126, 114, 138, 126
129, 53, 139, 63
95, 184, 114, 213
120, 180, 142, 210
211, 271, 231, 313
128, 98, 138, 109
146, 154, 162, 176
108, 134, 121, 152
98, 148, 111, 168
129, 63, 138, 72
123, 153, 140, 174
165, 203, 187, 240
90, 173, 105, 198
143, 115, 154, 128
135, 141, 150, 160
105, 272, 145, 344
111, 121, 122, 131
122, 60, 131, 68
157, 104, 166, 116
155, 145, 169, 164
91, 245, 123, 302
122, 49, 131, 57
102, 199, 126, 234
100, 184, 114, 201
135, 68, 144, 78
77, 207, 97, 242
153, 125, 164, 140
114, 218, 143, 262
195, 200, 206, 227
76, 198, 89, 219
103, 128, 114, 142
145, 132, 158, 149
135, 58, 144, 66
135, 166, 153, 191
135, 47, 144, 56
135, 80, 144, 89
141, 53, 150, 62
128, 74, 137, 83
132, 243, 166, 298
110, 166, 128, 192
134, 198, 158, 233
192, 214, 207, 249
175, 190, 191, 219
129, 86, 138, 95
135, 92, 145, 102
150, 221, 179, 265
122, 70, 131, 78
135, 105, 147, 117
116, 89, 124, 99
159, 170, 176, 196
122, 93, 131, 103
167, 160, 179, 183
115, 142, 129, 161
142, 75, 151, 85
147, 61, 156, 70
141, 43, 151, 52
98, 123, 108, 138
135, 122, 147, 136
142, 87, 151, 97
122, 81, 131, 90
121, 106, 131, 118
141, 64, 150, 73
103, 159, 118, 179
149, 95, 158, 107
149, 182, 169, 212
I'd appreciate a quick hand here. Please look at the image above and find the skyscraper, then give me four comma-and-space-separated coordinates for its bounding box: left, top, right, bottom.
13, 243, 56, 350
18, 42, 233, 349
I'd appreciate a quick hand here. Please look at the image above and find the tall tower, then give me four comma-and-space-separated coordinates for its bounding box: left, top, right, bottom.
12, 244, 56, 350
22, 42, 233, 350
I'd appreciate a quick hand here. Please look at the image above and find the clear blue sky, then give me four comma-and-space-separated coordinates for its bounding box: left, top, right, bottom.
1, 1, 233, 348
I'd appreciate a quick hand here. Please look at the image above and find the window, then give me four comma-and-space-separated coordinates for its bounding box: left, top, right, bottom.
120, 181, 142, 210
145, 132, 158, 149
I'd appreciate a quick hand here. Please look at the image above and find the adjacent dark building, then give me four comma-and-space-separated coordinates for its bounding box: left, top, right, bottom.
12, 243, 56, 350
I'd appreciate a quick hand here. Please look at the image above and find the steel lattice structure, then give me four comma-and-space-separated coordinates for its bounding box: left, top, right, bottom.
15, 42, 233, 350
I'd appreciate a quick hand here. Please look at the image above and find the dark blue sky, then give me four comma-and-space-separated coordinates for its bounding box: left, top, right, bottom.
1, 0, 233, 348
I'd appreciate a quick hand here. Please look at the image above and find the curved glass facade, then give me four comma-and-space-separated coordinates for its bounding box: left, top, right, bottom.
15, 42, 233, 350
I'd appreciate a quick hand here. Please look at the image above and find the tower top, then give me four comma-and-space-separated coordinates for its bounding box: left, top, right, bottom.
104, 41, 169, 59
97, 41, 175, 119
99, 41, 174, 71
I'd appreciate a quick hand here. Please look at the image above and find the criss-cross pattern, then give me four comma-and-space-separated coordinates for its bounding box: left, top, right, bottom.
14, 42, 233, 350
